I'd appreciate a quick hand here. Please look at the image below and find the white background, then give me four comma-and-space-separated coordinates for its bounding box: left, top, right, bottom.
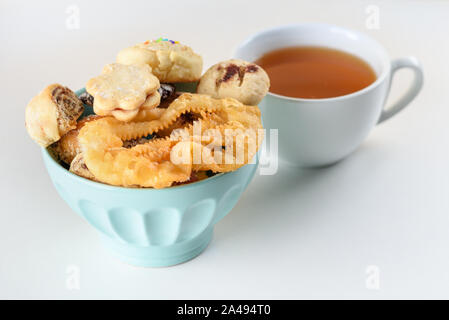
1, 0, 449, 299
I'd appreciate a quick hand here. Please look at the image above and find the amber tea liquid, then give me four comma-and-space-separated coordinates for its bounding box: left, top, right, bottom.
255, 46, 377, 99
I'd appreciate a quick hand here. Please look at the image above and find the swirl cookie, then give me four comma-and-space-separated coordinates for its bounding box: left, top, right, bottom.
86, 63, 160, 121
69, 153, 96, 181
116, 39, 203, 83
50, 115, 103, 164
197, 59, 270, 105
25, 84, 84, 147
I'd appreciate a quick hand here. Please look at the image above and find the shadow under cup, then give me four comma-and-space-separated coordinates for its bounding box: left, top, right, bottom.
235, 23, 401, 167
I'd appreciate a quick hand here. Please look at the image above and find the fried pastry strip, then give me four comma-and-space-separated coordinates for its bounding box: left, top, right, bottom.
77, 94, 263, 188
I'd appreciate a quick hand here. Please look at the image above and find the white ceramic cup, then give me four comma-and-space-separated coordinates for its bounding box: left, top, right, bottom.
234, 23, 424, 167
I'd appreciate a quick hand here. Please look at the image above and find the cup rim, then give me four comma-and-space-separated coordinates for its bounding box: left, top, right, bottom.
234, 22, 391, 103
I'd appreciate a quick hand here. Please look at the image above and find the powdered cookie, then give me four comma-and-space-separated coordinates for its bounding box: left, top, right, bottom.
141, 91, 161, 109
86, 63, 160, 117
108, 91, 160, 121
117, 39, 203, 83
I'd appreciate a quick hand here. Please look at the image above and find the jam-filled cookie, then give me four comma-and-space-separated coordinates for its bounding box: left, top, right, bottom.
86, 63, 160, 121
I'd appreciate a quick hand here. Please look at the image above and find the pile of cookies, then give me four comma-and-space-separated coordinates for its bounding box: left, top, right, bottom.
25, 38, 270, 188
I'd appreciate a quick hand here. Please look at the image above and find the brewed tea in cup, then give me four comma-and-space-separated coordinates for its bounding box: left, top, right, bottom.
255, 46, 377, 99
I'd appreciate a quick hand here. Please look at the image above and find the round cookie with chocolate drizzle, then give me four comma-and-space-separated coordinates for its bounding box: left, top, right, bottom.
197, 59, 270, 105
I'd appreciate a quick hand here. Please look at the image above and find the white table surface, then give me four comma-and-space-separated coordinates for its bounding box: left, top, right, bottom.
1, 0, 449, 299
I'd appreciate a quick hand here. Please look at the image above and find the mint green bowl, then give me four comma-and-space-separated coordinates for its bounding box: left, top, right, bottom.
41, 88, 258, 267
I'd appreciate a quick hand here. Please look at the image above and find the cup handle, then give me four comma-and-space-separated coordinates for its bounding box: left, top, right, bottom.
378, 56, 424, 124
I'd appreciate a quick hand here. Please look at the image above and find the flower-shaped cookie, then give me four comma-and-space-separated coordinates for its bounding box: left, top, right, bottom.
86, 63, 160, 116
